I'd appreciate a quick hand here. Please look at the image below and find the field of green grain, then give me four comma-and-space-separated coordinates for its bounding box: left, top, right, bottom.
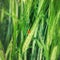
0, 0, 60, 60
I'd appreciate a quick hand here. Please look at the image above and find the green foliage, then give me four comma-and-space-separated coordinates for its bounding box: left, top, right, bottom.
0, 0, 60, 60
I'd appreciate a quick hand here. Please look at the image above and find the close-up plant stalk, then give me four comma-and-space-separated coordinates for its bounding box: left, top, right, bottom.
0, 0, 60, 60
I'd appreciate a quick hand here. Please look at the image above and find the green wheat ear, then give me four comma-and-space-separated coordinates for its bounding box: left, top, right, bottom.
22, 16, 40, 53
50, 46, 58, 60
